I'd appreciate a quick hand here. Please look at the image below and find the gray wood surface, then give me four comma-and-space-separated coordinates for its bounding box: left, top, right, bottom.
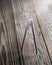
0, 0, 52, 65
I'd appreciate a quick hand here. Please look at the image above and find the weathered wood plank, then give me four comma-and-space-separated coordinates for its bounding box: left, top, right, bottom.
0, 0, 52, 65
0, 0, 20, 65
11, 0, 52, 65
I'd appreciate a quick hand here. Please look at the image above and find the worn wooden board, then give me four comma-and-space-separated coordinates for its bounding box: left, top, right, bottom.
0, 0, 52, 65
11, 0, 52, 65
0, 0, 20, 65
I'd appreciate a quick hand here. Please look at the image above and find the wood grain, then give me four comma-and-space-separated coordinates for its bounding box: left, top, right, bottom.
11, 0, 52, 65
0, 0, 52, 65
0, 0, 20, 65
